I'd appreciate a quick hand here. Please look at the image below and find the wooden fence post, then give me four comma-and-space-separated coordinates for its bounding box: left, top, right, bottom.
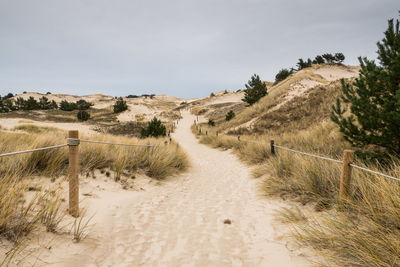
270, 140, 275, 155
339, 150, 354, 202
68, 130, 80, 217
238, 136, 240, 141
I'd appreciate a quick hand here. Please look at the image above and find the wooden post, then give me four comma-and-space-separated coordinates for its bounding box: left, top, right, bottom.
206, 131, 208, 135
216, 131, 218, 136
339, 150, 354, 202
68, 130, 80, 217
238, 136, 240, 141
270, 140, 275, 155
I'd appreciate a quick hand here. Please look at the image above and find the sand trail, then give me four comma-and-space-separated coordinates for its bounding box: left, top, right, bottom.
33, 111, 308, 266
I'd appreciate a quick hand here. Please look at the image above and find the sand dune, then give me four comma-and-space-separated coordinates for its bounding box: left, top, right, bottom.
18, 111, 310, 266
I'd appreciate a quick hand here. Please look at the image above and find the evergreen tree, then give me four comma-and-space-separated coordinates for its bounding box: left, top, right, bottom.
322, 53, 335, 63
39, 96, 52, 110
25, 96, 39, 110
225, 110, 235, 121
76, 99, 93, 110
141, 117, 166, 138
14, 97, 25, 110
275, 68, 294, 83
331, 15, 400, 156
313, 55, 325, 64
77, 110, 90, 121
113, 97, 128, 113
334, 53, 345, 63
296, 58, 312, 70
242, 74, 268, 105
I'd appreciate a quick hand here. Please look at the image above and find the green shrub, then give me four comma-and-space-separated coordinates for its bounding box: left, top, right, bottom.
225, 110, 235, 121
77, 110, 90, 121
242, 74, 268, 105
113, 97, 128, 113
59, 100, 77, 111
208, 119, 215, 126
275, 68, 294, 83
141, 117, 166, 138
76, 99, 93, 110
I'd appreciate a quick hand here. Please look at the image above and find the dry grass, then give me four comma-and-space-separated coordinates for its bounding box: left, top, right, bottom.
195, 117, 400, 265
0, 125, 189, 261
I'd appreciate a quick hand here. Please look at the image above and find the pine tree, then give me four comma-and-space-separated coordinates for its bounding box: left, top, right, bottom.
331, 15, 400, 156
141, 117, 166, 138
242, 74, 268, 105
225, 110, 235, 121
113, 97, 128, 113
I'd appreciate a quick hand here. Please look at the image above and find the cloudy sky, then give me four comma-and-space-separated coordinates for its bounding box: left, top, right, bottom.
0, 0, 398, 98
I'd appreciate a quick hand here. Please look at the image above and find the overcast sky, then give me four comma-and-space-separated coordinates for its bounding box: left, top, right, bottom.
0, 0, 398, 98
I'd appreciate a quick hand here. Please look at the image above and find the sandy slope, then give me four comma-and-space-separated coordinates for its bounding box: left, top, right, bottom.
20, 111, 309, 266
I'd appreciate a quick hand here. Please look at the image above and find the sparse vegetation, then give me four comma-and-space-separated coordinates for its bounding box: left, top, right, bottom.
113, 97, 128, 113
77, 110, 90, 121
274, 68, 294, 83
242, 74, 268, 105
141, 117, 166, 138
331, 16, 400, 157
225, 110, 235, 121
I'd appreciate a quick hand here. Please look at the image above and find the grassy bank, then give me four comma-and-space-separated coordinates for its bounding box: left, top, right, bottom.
0, 126, 189, 261
193, 122, 400, 266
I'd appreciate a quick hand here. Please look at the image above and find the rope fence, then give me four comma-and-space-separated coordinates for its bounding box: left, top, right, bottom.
1, 130, 160, 217
195, 126, 400, 201
0, 144, 68, 158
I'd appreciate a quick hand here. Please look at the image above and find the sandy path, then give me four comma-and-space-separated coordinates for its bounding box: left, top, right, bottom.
32, 111, 308, 266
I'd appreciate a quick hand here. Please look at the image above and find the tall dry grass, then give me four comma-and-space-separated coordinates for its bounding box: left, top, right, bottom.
195, 121, 400, 265
0, 126, 189, 263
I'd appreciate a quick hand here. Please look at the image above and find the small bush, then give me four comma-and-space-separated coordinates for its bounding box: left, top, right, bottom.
77, 110, 90, 121
208, 119, 215, 126
210, 92, 215, 97
275, 68, 294, 83
225, 110, 235, 121
113, 97, 128, 113
141, 117, 166, 138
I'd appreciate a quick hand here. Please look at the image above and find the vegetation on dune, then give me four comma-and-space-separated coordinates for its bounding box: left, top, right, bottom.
225, 110, 235, 121
191, 14, 400, 266
331, 17, 400, 157
242, 74, 268, 105
141, 117, 167, 138
113, 97, 128, 113
77, 110, 90, 121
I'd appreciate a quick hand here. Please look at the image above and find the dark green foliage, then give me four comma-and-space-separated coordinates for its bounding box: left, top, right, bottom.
210, 92, 215, 97
208, 119, 215, 126
141, 117, 166, 138
225, 110, 235, 121
59, 100, 77, 111
46, 92, 51, 95
76, 99, 93, 110
297, 58, 312, 70
275, 68, 294, 83
126, 95, 139, 98
113, 97, 128, 113
334, 53, 345, 63
331, 15, 400, 156
39, 96, 53, 110
24, 97, 39, 110
2, 93, 14, 100
77, 110, 90, 121
322, 53, 336, 63
242, 74, 268, 105
313, 55, 325, 64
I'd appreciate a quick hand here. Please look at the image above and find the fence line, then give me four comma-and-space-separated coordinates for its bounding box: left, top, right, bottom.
78, 139, 155, 147
273, 144, 343, 164
0, 144, 68, 158
349, 163, 400, 182
199, 129, 400, 200
1, 130, 161, 217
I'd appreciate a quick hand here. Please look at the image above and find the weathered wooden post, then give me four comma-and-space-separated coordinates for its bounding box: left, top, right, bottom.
270, 140, 275, 155
339, 150, 354, 202
68, 130, 80, 217
238, 135, 240, 141
216, 131, 218, 136
206, 131, 208, 136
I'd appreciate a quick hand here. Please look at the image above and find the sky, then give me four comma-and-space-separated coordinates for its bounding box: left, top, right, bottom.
0, 0, 398, 98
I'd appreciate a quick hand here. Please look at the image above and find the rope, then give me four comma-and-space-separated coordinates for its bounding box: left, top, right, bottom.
274, 144, 343, 164
79, 139, 154, 147
349, 164, 400, 182
0, 144, 68, 158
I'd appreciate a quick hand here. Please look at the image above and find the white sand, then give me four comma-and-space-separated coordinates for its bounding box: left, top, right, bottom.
0, 118, 97, 135
313, 65, 360, 81
14, 111, 310, 266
